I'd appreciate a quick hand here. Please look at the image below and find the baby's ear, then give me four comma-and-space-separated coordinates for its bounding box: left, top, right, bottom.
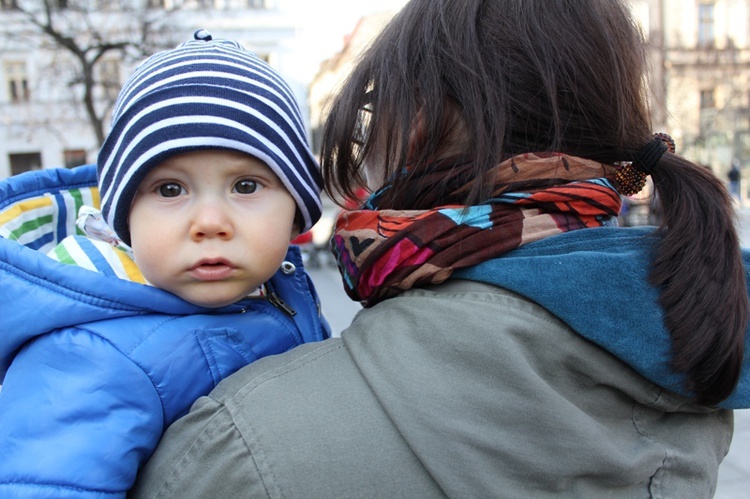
290, 212, 303, 240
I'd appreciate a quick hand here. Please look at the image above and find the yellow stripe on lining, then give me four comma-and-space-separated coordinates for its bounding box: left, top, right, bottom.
90, 188, 101, 210
0, 197, 54, 226
114, 248, 148, 284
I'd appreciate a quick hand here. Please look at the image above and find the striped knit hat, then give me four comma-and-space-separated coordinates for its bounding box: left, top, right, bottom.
97, 29, 322, 245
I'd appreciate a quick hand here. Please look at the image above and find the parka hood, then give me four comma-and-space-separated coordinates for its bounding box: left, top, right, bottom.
454, 227, 750, 409
0, 166, 210, 379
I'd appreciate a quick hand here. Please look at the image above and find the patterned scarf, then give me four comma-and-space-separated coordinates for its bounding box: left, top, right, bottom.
331, 152, 622, 306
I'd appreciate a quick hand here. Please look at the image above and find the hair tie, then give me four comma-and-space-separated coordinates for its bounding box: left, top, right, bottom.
614, 133, 675, 196
634, 133, 674, 175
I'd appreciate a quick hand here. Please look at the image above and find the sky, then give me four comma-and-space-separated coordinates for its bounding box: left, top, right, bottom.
289, 0, 408, 41
282, 0, 409, 80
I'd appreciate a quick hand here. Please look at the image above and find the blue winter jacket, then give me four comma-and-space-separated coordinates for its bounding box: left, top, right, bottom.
0, 165, 331, 498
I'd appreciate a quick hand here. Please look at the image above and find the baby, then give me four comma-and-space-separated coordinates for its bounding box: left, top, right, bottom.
0, 30, 329, 497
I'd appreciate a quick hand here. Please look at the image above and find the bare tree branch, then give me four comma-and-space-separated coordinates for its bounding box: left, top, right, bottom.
12, 0, 185, 145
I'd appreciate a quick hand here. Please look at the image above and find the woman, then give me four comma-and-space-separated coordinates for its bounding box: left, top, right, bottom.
133, 1, 750, 496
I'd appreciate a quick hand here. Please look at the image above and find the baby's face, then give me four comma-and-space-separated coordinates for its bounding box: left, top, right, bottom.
128, 149, 298, 307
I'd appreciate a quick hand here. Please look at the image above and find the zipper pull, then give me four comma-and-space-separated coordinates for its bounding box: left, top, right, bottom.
268, 291, 297, 317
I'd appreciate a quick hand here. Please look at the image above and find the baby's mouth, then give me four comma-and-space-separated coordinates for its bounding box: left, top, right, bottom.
189, 260, 235, 281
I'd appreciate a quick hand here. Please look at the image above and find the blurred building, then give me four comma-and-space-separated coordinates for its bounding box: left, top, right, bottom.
0, 0, 312, 178
634, 0, 750, 184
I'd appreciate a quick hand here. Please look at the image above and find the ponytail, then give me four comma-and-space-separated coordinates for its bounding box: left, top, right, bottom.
649, 153, 748, 405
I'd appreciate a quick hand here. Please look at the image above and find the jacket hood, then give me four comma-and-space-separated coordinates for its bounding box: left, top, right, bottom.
454, 227, 750, 409
0, 166, 212, 378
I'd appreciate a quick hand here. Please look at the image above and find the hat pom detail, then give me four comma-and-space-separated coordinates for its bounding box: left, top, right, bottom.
193, 28, 212, 41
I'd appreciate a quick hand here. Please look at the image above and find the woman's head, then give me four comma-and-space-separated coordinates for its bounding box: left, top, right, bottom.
323, 0, 748, 407
322, 0, 652, 208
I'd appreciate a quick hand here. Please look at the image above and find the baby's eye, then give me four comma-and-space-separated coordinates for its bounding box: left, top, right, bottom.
158, 183, 184, 198
234, 179, 261, 194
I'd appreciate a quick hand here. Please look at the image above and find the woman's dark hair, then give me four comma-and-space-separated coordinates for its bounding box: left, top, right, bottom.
320, 0, 747, 406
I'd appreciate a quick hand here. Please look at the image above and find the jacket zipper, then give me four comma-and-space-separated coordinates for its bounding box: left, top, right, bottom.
267, 290, 297, 317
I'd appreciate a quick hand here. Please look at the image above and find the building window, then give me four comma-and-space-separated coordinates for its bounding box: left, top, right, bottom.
9, 153, 42, 176
700, 88, 716, 109
698, 3, 715, 47
699, 88, 717, 134
4, 61, 30, 102
63, 149, 87, 169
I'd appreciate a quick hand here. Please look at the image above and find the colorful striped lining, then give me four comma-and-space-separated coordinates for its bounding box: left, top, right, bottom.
49, 235, 147, 283
0, 186, 99, 254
